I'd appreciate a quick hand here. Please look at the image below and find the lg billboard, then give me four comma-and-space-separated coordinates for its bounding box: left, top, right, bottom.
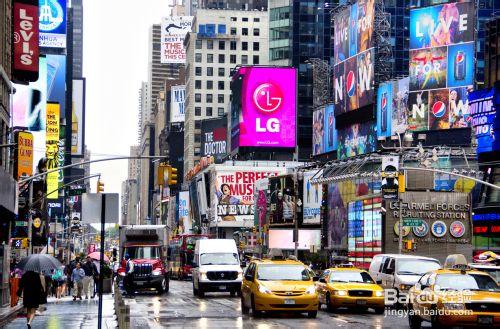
231, 67, 297, 150
333, 0, 375, 115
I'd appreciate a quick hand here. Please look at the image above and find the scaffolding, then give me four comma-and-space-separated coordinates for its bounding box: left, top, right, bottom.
310, 58, 332, 108
374, 0, 393, 84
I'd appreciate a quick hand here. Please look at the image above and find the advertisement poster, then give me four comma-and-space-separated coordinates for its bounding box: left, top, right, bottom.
13, 57, 47, 171
381, 156, 399, 200
215, 167, 283, 226
39, 0, 67, 48
236, 67, 296, 148
72, 79, 85, 156
269, 175, 295, 225
46, 55, 66, 117
160, 16, 193, 64
327, 182, 347, 250
324, 104, 338, 153
201, 117, 227, 163
469, 87, 497, 154
170, 85, 186, 123
312, 107, 324, 156
46, 103, 59, 199
333, 0, 375, 115
303, 170, 323, 225
178, 191, 191, 234
15, 131, 34, 179
376, 77, 410, 138
407, 1, 474, 132
337, 121, 376, 160
13, 0, 39, 83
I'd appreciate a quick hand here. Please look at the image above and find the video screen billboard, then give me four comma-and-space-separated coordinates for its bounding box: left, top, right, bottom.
38, 0, 67, 48
72, 79, 85, 157
160, 16, 193, 64
333, 0, 375, 115
337, 121, 376, 160
201, 117, 227, 163
408, 1, 474, 131
170, 85, 186, 123
232, 67, 296, 148
47, 55, 66, 117
46, 103, 59, 199
178, 191, 191, 234
303, 170, 323, 225
376, 77, 410, 138
312, 104, 337, 156
469, 88, 497, 154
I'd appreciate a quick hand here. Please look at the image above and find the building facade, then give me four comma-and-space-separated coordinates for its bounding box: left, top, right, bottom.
183, 8, 269, 174
485, 17, 500, 89
72, 0, 84, 77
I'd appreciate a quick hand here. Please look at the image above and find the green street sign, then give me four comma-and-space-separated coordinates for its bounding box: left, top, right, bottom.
68, 188, 86, 196
403, 218, 423, 227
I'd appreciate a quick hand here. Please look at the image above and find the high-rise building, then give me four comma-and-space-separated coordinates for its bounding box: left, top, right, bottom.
186, 0, 267, 15
485, 17, 500, 88
72, 0, 84, 77
385, 0, 410, 77
183, 8, 269, 173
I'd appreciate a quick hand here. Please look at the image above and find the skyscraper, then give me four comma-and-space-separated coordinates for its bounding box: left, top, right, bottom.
72, 0, 83, 77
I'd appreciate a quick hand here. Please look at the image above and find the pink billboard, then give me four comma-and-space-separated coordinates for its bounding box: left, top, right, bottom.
235, 67, 297, 148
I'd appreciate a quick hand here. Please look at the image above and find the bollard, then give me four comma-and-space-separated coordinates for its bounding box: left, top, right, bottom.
123, 305, 130, 329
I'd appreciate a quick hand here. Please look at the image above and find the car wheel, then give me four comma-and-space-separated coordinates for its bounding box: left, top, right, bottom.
251, 295, 262, 317
230, 290, 237, 297
192, 281, 198, 296
307, 311, 317, 318
157, 277, 167, 294
241, 295, 249, 315
408, 304, 422, 329
374, 307, 385, 315
326, 293, 335, 312
198, 284, 205, 298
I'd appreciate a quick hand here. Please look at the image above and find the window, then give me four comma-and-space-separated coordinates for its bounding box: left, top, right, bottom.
242, 42, 248, 51
242, 28, 248, 36
206, 81, 213, 89
207, 67, 213, 76
194, 147, 201, 156
231, 17, 237, 22
206, 94, 213, 103
195, 80, 201, 89
207, 40, 213, 49
195, 53, 202, 62
253, 42, 259, 51
195, 40, 202, 49
230, 27, 237, 35
218, 68, 225, 77
218, 81, 225, 90
218, 54, 225, 63
253, 55, 260, 64
217, 24, 226, 34
254, 17, 260, 22
218, 107, 225, 116
195, 134, 201, 143
241, 55, 248, 64
206, 107, 213, 116
218, 41, 225, 50
253, 28, 260, 36
195, 107, 201, 116
195, 94, 201, 102
242, 17, 248, 22
195, 120, 201, 129
207, 54, 213, 63
230, 55, 236, 64
195, 67, 202, 76
218, 94, 224, 103
230, 41, 237, 50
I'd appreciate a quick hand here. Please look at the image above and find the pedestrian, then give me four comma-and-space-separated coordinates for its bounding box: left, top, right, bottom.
123, 254, 135, 296
92, 259, 100, 298
17, 270, 43, 328
51, 266, 65, 299
71, 262, 85, 301
82, 256, 97, 299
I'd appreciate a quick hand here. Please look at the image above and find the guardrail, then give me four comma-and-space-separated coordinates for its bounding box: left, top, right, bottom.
113, 282, 130, 328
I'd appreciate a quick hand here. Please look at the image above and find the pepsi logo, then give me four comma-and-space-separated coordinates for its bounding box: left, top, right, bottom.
432, 101, 446, 118
346, 71, 356, 97
456, 52, 465, 63
253, 83, 283, 113
381, 95, 387, 109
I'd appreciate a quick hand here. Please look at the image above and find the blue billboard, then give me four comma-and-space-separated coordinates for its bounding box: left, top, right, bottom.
324, 105, 337, 153
469, 87, 498, 154
46, 55, 66, 117
377, 82, 393, 138
447, 43, 474, 88
39, 0, 67, 48
376, 77, 410, 138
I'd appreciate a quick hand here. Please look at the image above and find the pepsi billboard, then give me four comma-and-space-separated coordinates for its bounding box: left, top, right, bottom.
376, 77, 410, 138
408, 1, 474, 131
333, 0, 375, 116
312, 104, 337, 156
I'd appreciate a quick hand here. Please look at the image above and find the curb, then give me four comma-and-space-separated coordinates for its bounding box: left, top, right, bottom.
0, 305, 23, 327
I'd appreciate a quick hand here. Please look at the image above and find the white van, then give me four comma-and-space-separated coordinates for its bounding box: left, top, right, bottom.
369, 254, 441, 293
192, 239, 243, 298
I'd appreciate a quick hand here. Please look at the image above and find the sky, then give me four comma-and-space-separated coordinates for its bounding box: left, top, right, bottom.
83, 0, 171, 196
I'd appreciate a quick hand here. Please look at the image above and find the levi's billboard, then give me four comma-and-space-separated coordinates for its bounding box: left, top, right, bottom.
232, 67, 297, 149
13, 0, 39, 83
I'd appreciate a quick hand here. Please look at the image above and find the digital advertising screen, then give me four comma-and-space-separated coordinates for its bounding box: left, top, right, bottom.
302, 170, 323, 225
200, 117, 227, 163
170, 85, 186, 123
333, 0, 375, 115
39, 0, 67, 48
376, 77, 410, 138
233, 67, 297, 148
408, 1, 474, 131
46, 55, 66, 117
469, 87, 497, 154
312, 104, 337, 156
337, 121, 376, 160
312, 107, 324, 156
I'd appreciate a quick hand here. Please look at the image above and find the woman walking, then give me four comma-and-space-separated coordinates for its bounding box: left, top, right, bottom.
17, 270, 43, 328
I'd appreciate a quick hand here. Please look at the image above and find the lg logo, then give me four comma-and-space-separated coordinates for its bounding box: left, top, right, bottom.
253, 83, 283, 133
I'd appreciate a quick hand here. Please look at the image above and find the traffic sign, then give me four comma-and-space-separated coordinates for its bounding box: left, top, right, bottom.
403, 218, 423, 227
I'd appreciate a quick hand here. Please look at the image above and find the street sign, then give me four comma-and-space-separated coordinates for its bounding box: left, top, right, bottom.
403, 218, 423, 227
68, 185, 86, 196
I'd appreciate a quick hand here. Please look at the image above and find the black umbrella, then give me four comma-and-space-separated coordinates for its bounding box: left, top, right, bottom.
17, 254, 62, 273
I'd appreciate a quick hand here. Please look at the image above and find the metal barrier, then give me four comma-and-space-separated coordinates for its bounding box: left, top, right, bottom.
113, 282, 130, 329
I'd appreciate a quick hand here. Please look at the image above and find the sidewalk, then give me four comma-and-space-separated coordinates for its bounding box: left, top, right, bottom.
3, 295, 117, 329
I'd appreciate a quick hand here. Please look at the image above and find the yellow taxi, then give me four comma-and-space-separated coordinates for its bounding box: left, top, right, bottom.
407, 265, 500, 328
240, 257, 319, 318
316, 265, 385, 314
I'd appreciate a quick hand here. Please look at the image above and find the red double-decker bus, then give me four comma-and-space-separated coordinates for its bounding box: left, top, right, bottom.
168, 234, 211, 280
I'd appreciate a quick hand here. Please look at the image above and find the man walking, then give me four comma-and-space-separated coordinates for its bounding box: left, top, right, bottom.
82, 257, 97, 299
123, 254, 135, 296
71, 262, 85, 301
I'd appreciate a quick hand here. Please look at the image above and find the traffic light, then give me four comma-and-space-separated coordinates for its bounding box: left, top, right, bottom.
168, 166, 178, 185
96, 179, 105, 193
22, 238, 28, 248
157, 163, 168, 186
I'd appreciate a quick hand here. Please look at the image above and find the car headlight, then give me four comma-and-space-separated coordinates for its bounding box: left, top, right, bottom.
334, 290, 347, 296
443, 303, 465, 310
400, 284, 412, 291
375, 291, 384, 297
152, 270, 162, 276
118, 272, 125, 277
305, 285, 316, 295
258, 285, 272, 294
237, 271, 243, 280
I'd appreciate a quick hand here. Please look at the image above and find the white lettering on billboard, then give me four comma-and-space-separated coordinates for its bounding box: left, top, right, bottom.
170, 85, 186, 123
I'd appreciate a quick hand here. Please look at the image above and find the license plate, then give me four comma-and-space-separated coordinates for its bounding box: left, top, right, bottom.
135, 281, 144, 286
356, 300, 367, 305
284, 299, 295, 305
478, 316, 493, 325
219, 285, 226, 290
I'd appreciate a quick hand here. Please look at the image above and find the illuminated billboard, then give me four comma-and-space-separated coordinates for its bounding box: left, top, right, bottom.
312, 104, 337, 156
39, 0, 67, 48
303, 170, 323, 225
170, 85, 186, 123
408, 1, 474, 131
376, 77, 410, 138
333, 0, 375, 115
469, 87, 498, 154
47, 55, 66, 116
337, 121, 376, 160
72, 79, 85, 157
201, 117, 227, 163
46, 102, 60, 199
231, 67, 296, 149
269, 229, 321, 250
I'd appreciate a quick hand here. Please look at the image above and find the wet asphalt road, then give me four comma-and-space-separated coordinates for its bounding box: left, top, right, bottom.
125, 280, 418, 328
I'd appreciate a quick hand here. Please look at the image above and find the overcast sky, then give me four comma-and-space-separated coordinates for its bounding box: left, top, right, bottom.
83, 0, 171, 196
